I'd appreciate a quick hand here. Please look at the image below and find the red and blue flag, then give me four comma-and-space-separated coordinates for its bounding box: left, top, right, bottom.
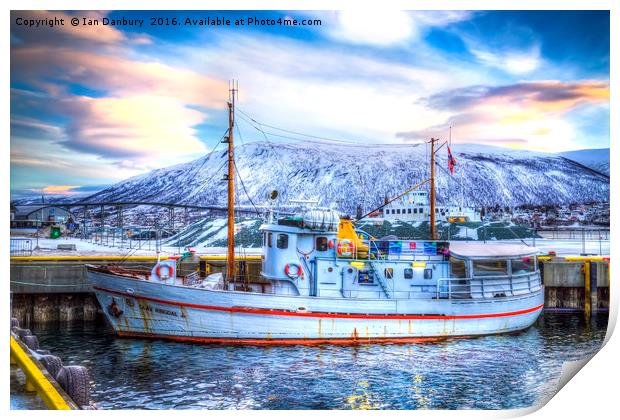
447, 146, 457, 175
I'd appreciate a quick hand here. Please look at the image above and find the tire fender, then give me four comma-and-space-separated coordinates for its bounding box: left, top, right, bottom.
40, 354, 64, 379
56, 365, 91, 407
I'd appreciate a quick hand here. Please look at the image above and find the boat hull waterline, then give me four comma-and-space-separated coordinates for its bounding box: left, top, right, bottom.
90, 270, 544, 345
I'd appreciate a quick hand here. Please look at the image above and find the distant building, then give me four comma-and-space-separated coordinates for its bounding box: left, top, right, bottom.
11, 205, 75, 229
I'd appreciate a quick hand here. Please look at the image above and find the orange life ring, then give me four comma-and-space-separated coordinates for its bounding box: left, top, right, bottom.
337, 239, 354, 258
156, 263, 172, 279
284, 263, 302, 279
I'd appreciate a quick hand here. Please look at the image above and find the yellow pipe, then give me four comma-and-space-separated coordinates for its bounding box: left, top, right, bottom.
537, 255, 610, 262
11, 255, 262, 262
11, 256, 168, 262
10, 336, 74, 410
564, 256, 609, 262
584, 261, 591, 320
199, 255, 262, 261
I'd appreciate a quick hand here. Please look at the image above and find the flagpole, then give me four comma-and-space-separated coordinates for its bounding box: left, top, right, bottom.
429, 138, 438, 240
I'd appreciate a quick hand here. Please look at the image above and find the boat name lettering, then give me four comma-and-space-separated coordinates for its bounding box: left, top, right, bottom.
138, 302, 178, 317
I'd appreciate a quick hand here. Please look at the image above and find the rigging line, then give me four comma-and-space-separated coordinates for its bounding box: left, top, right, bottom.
237, 113, 289, 175
237, 107, 364, 145
187, 159, 229, 198
433, 161, 485, 209
237, 107, 418, 147
233, 159, 263, 218
183, 133, 226, 191
233, 122, 264, 218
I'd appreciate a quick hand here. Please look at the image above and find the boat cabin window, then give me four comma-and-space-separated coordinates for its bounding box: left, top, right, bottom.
385, 268, 394, 279
419, 208, 423, 213
276, 234, 288, 249
424, 268, 433, 279
396, 209, 401, 214
316, 236, 328, 252
450, 257, 467, 278
473, 259, 508, 277
267, 232, 273, 248
404, 268, 413, 279
511, 257, 536, 275
413, 208, 418, 214
358, 270, 373, 284
408, 209, 412, 214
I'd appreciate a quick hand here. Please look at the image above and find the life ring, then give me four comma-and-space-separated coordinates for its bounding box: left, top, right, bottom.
156, 263, 172, 279
284, 263, 302, 279
337, 239, 354, 258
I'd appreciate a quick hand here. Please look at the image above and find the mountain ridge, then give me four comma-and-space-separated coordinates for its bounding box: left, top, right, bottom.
80, 141, 610, 213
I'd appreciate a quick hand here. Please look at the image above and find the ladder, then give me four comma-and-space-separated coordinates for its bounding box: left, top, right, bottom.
369, 261, 391, 298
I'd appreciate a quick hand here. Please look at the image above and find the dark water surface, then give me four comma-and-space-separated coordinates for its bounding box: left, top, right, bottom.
21, 313, 608, 409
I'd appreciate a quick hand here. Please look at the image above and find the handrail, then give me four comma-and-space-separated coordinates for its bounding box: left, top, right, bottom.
10, 336, 75, 410
368, 260, 392, 298
436, 272, 541, 299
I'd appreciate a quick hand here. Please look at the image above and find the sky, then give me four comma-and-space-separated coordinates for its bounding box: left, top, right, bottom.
10, 10, 610, 197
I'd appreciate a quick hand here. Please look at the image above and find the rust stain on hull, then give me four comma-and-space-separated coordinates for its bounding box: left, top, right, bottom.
138, 299, 153, 334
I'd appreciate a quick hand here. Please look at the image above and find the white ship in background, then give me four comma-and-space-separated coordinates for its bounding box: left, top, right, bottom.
381, 190, 481, 223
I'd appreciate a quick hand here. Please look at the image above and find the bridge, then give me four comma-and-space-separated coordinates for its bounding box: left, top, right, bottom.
14, 201, 266, 233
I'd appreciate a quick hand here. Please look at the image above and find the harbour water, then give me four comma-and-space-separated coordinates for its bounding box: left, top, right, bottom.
17, 312, 608, 410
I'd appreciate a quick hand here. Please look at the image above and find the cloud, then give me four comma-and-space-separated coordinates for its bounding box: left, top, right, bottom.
423, 81, 609, 111
330, 10, 473, 46
40, 185, 81, 195
62, 94, 208, 159
12, 48, 228, 108
398, 80, 609, 151
10, 37, 229, 171
471, 45, 542, 75
11, 116, 64, 139
178, 32, 486, 142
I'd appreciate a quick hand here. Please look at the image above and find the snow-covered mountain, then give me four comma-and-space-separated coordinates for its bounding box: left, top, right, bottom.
558, 148, 610, 176
84, 141, 610, 213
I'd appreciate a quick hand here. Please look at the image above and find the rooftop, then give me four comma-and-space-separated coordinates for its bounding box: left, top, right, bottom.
450, 242, 539, 259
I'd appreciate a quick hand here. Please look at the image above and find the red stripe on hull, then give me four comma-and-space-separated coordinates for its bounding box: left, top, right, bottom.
117, 331, 481, 346
94, 286, 543, 320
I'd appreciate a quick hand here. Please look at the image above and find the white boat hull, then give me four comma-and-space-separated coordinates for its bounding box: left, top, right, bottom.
90, 270, 544, 344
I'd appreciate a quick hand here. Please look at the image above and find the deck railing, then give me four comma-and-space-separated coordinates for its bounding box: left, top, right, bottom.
436, 272, 541, 300
10, 238, 33, 257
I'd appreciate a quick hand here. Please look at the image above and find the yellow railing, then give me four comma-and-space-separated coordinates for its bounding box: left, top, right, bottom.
10, 336, 75, 410
10, 255, 262, 262
537, 255, 610, 262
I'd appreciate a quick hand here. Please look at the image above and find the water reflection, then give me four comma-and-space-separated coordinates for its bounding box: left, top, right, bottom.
24, 313, 607, 410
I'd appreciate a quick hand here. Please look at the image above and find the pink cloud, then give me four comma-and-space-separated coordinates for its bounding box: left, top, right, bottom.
398, 80, 609, 150
12, 47, 228, 109
40, 185, 81, 195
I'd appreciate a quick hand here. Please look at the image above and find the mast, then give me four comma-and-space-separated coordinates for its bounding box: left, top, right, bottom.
226, 81, 237, 283
429, 138, 437, 240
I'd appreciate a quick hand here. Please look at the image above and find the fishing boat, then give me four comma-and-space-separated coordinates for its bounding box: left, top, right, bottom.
87, 84, 544, 344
